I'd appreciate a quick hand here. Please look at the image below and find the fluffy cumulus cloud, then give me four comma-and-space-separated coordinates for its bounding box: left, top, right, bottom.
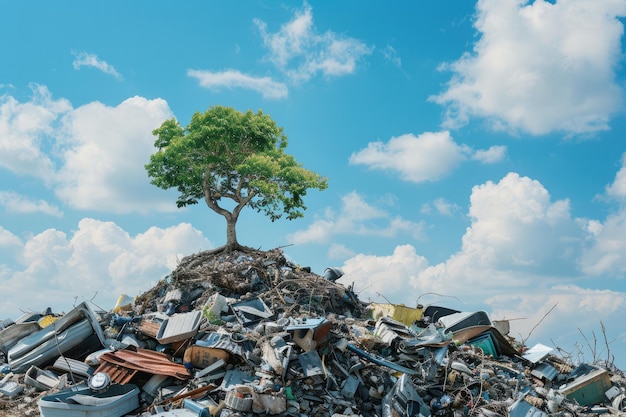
580, 208, 626, 276
580, 154, 626, 276
340, 245, 430, 305
0, 85, 71, 181
0, 87, 178, 214
55, 96, 176, 213
187, 69, 288, 99
337, 172, 626, 364
431, 0, 626, 136
254, 2, 372, 83
349, 131, 503, 183
414, 173, 583, 295
0, 226, 23, 267
288, 191, 424, 245
341, 173, 587, 306
0, 219, 212, 318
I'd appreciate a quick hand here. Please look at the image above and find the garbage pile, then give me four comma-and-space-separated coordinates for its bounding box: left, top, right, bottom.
0, 247, 625, 417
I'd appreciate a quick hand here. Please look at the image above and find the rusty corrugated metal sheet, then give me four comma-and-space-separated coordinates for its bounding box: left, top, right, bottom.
96, 361, 137, 384
95, 348, 191, 382
136, 320, 160, 338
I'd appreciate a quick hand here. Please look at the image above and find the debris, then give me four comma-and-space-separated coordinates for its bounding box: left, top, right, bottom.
323, 267, 344, 282
156, 310, 202, 344
558, 364, 612, 406
7, 302, 105, 374
0, 247, 623, 417
38, 383, 140, 417
24, 365, 60, 391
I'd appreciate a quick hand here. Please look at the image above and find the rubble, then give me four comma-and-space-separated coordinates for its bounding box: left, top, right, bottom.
0, 247, 625, 417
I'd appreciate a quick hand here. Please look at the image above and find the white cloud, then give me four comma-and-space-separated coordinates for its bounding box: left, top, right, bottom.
0, 85, 71, 181
341, 245, 430, 305
0, 226, 23, 266
606, 152, 626, 199
581, 208, 626, 276
421, 198, 459, 216
0, 219, 212, 318
327, 243, 356, 260
425, 172, 581, 284
288, 191, 424, 244
54, 96, 176, 213
255, 3, 372, 82
337, 171, 626, 365
420, 203, 432, 215
486, 285, 625, 363
430, 0, 626, 136
0, 88, 177, 214
340, 172, 585, 309
0, 191, 63, 217
72, 51, 122, 79
350, 131, 501, 183
187, 69, 288, 99
0, 226, 22, 249
381, 45, 402, 68
471, 145, 507, 163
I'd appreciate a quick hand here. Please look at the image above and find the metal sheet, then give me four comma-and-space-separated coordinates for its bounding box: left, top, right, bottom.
229, 298, 274, 327
96, 348, 191, 381
0, 322, 41, 354
439, 311, 492, 332
156, 310, 202, 344
7, 302, 105, 373
347, 344, 418, 375
298, 350, 324, 377
522, 343, 553, 363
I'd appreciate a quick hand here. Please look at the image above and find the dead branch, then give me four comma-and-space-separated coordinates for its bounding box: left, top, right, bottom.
523, 303, 557, 345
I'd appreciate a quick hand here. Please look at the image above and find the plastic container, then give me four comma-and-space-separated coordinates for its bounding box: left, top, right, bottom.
113, 294, 134, 314
156, 310, 202, 344
203, 293, 228, 317
224, 385, 253, 411
468, 333, 497, 356
323, 267, 344, 281
183, 345, 230, 369
0, 380, 23, 398
38, 384, 140, 417
558, 365, 611, 406
182, 399, 210, 417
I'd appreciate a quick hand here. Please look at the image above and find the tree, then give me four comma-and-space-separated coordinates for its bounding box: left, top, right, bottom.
145, 105, 328, 252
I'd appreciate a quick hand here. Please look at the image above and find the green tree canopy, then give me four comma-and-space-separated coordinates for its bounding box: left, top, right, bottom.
145, 105, 328, 251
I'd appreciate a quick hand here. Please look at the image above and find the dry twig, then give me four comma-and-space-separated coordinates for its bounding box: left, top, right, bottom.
522, 303, 557, 345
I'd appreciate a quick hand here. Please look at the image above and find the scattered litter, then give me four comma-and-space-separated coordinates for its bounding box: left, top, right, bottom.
0, 247, 624, 417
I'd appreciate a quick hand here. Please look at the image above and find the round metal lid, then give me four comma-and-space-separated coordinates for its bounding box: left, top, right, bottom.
88, 372, 111, 392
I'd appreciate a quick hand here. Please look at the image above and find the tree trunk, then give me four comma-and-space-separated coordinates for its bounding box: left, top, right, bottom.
225, 213, 239, 250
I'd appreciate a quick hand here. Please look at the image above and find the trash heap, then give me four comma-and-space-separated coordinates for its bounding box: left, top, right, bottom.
0, 247, 625, 417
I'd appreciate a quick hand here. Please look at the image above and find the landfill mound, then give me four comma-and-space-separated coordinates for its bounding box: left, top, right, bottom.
0, 247, 625, 417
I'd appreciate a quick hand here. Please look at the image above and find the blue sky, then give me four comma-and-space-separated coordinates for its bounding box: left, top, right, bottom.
2, 0, 626, 368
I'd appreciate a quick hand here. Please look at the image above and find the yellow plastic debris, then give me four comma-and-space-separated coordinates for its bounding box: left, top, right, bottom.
113, 294, 134, 314
369, 303, 423, 326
